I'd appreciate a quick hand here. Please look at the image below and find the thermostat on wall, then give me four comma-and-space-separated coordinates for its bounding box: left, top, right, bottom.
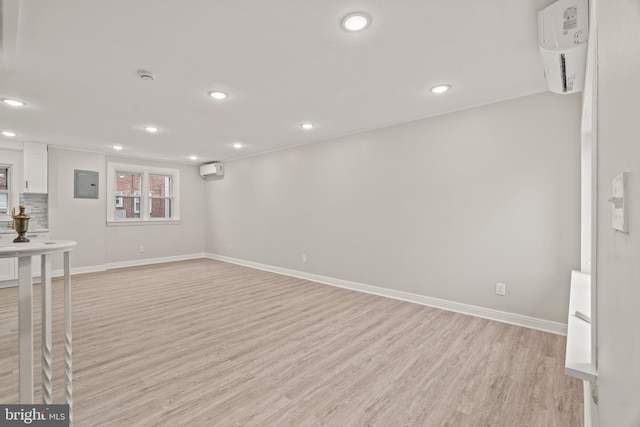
608, 171, 628, 233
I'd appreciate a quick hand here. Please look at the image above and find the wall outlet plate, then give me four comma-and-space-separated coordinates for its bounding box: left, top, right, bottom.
495, 282, 506, 296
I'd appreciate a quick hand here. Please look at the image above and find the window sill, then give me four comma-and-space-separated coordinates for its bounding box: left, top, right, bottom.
107, 219, 181, 227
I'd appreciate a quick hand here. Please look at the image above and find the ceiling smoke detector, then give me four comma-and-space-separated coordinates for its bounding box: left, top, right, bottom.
137, 69, 155, 81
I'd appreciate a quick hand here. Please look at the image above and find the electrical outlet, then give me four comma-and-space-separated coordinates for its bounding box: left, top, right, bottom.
301, 254, 307, 263
228, 243, 233, 251
139, 245, 145, 253
495, 282, 506, 296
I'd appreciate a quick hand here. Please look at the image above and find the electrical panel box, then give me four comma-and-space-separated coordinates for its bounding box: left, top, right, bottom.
74, 169, 99, 199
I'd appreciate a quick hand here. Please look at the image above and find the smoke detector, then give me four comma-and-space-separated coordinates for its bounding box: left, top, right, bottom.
137, 69, 155, 81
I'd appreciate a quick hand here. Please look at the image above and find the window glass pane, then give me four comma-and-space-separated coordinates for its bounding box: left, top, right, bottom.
0, 167, 8, 190
0, 193, 7, 215
149, 174, 171, 197
115, 172, 141, 197
150, 198, 171, 218
115, 196, 141, 219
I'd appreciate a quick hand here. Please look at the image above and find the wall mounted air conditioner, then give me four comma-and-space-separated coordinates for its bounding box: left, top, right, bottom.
538, 0, 589, 94
200, 163, 224, 179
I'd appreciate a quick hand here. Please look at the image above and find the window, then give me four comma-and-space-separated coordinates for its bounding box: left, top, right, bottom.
114, 172, 141, 219
149, 174, 172, 219
107, 163, 180, 225
0, 166, 9, 215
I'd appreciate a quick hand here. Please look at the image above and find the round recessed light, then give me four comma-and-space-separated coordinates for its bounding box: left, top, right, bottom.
1, 131, 17, 137
208, 91, 228, 100
189, 155, 198, 161
430, 84, 451, 94
342, 13, 371, 31
1, 98, 26, 107
232, 142, 243, 149
113, 145, 124, 150
144, 126, 159, 133
300, 123, 315, 130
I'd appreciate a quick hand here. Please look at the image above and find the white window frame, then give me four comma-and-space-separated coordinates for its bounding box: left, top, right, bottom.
148, 173, 173, 218
107, 162, 180, 225
0, 165, 10, 216
0, 154, 20, 222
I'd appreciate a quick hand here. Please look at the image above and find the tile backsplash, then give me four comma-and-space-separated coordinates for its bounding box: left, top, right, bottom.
0, 194, 48, 230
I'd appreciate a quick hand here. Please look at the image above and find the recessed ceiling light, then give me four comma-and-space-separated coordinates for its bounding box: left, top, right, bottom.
430, 84, 451, 94
1, 131, 17, 137
208, 91, 228, 100
342, 13, 371, 31
144, 126, 159, 133
1, 98, 26, 107
300, 123, 315, 130
232, 142, 243, 149
189, 155, 198, 161
113, 145, 123, 150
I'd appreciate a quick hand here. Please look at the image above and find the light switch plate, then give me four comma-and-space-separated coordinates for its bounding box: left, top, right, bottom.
610, 171, 628, 232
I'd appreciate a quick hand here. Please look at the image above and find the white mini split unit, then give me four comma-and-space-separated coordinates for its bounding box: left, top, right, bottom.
200, 163, 224, 179
538, 0, 589, 94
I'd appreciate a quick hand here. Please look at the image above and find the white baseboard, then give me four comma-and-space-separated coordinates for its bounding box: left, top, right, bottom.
1, 254, 206, 287
52, 264, 107, 278
204, 253, 568, 336
105, 253, 206, 270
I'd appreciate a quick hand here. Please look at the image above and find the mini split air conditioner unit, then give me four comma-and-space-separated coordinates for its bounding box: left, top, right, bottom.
200, 163, 224, 179
538, 0, 589, 94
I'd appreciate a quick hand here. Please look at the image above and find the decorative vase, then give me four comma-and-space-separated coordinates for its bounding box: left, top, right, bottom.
12, 204, 31, 243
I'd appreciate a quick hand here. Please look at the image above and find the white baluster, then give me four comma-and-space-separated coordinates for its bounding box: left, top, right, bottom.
64, 250, 73, 426
18, 256, 34, 403
41, 254, 53, 403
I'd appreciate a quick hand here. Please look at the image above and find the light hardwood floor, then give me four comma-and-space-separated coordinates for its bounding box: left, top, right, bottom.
0, 259, 582, 426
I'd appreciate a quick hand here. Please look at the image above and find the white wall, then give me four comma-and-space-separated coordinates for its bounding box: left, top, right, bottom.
104, 155, 206, 265
205, 92, 582, 323
48, 147, 206, 271
49, 148, 107, 269
594, 0, 640, 424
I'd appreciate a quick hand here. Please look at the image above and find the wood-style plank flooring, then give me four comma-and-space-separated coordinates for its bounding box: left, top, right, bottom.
0, 259, 582, 426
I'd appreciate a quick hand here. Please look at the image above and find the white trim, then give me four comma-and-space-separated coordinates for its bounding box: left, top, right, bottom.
52, 264, 107, 278
106, 162, 180, 223
107, 219, 181, 227
0, 254, 206, 288
0, 264, 108, 288
105, 253, 205, 270
204, 253, 568, 336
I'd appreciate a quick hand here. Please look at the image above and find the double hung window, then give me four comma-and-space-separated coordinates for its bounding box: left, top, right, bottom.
0, 166, 9, 215
107, 163, 180, 224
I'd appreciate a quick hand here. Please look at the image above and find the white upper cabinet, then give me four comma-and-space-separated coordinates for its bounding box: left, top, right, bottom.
23, 142, 48, 194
